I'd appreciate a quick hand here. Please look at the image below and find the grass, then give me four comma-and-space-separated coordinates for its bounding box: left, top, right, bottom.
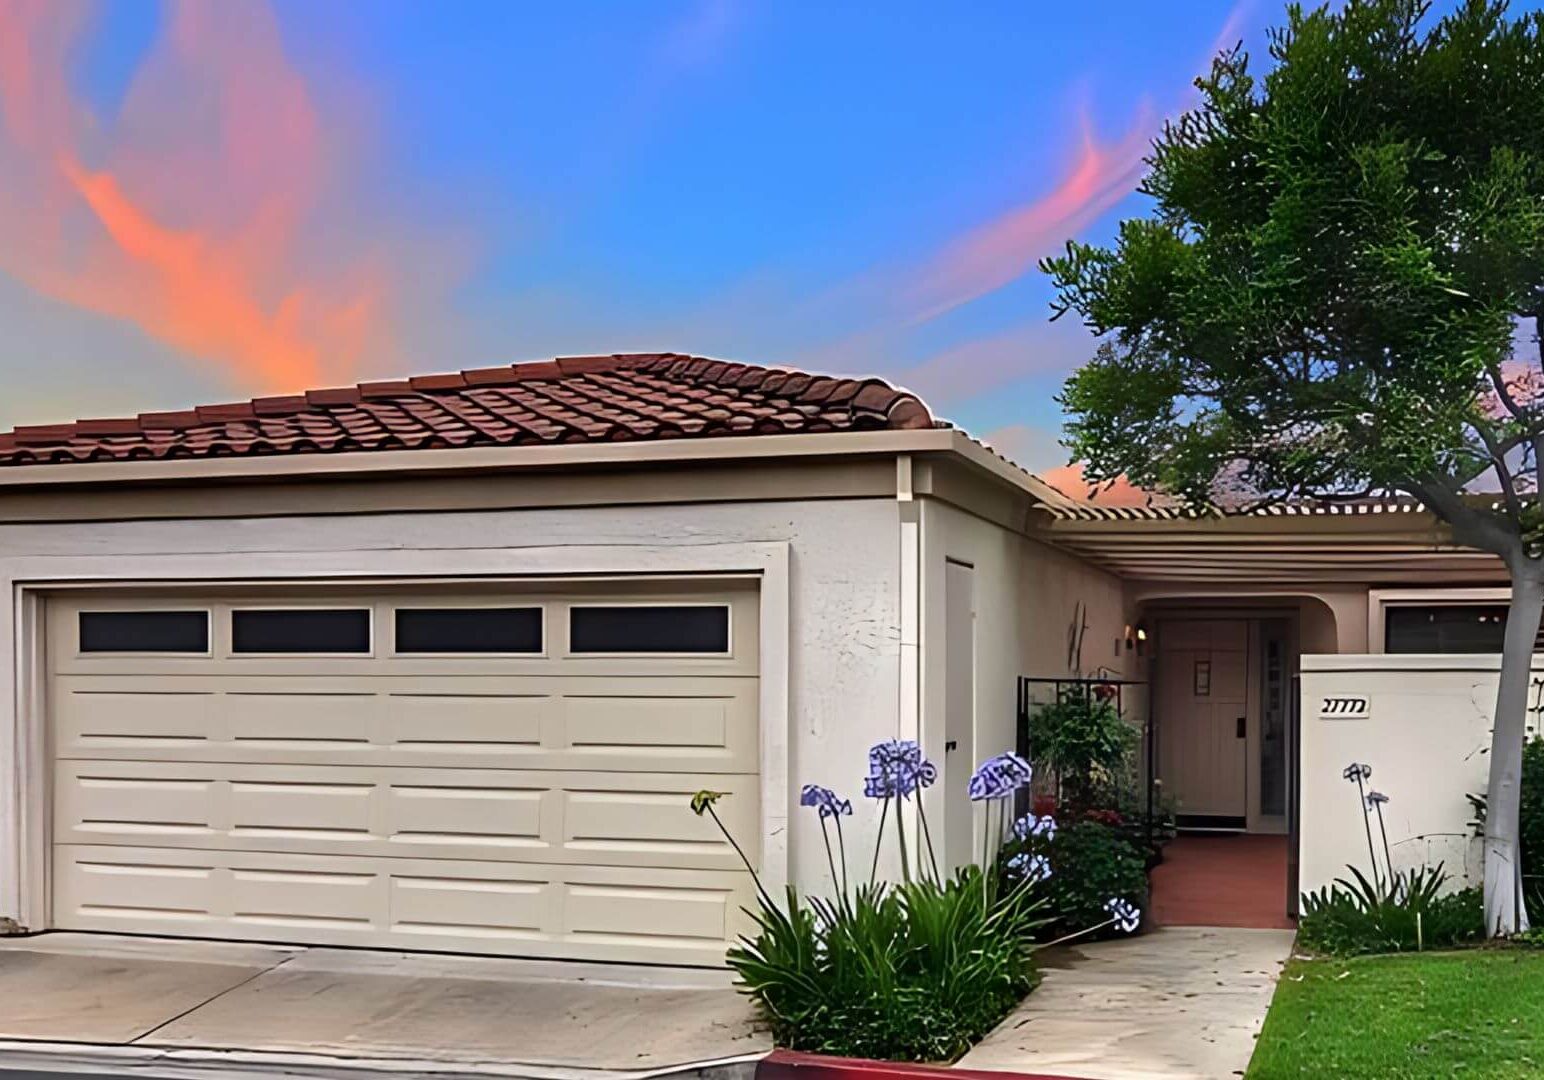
1247, 950, 1544, 1078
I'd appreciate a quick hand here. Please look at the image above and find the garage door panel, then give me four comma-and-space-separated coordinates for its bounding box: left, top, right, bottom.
54, 845, 754, 965
229, 779, 375, 839
55, 760, 758, 870
56, 675, 756, 773
386, 692, 550, 749
227, 692, 375, 747
54, 687, 215, 748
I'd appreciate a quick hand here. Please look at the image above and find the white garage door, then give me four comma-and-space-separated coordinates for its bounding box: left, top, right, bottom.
48, 580, 760, 965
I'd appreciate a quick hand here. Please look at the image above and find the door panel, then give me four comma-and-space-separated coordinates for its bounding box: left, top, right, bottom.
1157, 620, 1248, 820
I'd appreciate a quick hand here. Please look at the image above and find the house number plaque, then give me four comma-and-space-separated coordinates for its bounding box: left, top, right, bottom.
1318, 695, 1371, 720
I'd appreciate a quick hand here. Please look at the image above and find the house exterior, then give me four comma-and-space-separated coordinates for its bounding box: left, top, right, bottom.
0, 352, 1515, 964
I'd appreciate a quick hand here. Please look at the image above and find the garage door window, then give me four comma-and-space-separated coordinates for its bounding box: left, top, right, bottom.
569, 605, 730, 654
232, 608, 372, 654
395, 607, 543, 653
79, 610, 209, 653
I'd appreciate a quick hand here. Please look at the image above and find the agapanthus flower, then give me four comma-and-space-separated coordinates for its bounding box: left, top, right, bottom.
864, 739, 937, 800
1006, 852, 1052, 883
1342, 762, 1372, 782
800, 784, 853, 819
1366, 790, 1389, 809
1105, 897, 1141, 933
1013, 813, 1057, 841
968, 752, 1033, 801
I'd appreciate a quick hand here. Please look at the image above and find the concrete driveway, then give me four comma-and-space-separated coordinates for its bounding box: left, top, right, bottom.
0, 933, 769, 1080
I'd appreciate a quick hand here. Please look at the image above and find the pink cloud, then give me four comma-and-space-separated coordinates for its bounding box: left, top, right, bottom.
903, 104, 1156, 325
0, 0, 464, 396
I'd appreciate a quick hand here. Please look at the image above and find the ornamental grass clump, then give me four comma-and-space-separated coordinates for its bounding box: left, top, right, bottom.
690, 741, 1144, 1062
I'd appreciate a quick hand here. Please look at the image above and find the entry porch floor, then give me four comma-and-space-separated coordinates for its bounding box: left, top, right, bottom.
1150, 833, 1295, 930
0, 932, 769, 1080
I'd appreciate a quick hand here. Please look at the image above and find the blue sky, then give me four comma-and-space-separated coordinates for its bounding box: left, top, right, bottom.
0, 0, 1497, 475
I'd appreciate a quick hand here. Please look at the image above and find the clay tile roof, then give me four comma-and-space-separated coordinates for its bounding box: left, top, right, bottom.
0, 352, 938, 468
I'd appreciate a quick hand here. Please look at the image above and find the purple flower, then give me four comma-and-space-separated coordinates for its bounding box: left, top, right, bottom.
800, 784, 852, 820
1007, 852, 1052, 883
1013, 813, 1056, 841
1342, 762, 1372, 782
864, 740, 937, 800
1105, 897, 1141, 933
968, 752, 1033, 801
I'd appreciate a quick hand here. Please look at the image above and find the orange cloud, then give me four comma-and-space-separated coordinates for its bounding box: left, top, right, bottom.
1040, 462, 1155, 507
0, 0, 393, 394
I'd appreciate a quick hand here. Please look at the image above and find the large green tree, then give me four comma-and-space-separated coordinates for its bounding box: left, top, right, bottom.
1043, 0, 1544, 934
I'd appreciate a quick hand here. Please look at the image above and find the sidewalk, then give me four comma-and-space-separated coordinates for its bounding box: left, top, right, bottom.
0, 932, 769, 1080
955, 927, 1294, 1079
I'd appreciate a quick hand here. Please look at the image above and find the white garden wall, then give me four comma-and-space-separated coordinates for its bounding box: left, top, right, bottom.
1299, 654, 1544, 898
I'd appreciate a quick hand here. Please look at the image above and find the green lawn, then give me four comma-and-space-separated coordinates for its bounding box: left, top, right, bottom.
1248, 950, 1544, 1078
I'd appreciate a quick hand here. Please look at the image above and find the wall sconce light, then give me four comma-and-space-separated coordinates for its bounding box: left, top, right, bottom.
1131, 623, 1148, 657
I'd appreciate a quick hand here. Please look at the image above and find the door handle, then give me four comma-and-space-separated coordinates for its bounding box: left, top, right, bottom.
1237, 717, 1247, 738
945, 740, 958, 753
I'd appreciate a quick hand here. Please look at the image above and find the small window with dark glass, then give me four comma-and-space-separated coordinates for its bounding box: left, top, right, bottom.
1384, 605, 1514, 654
80, 610, 209, 653
395, 608, 543, 653
232, 608, 371, 654
569, 605, 730, 654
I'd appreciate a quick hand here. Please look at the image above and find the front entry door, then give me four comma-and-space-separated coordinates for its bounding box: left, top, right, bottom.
1157, 619, 1248, 824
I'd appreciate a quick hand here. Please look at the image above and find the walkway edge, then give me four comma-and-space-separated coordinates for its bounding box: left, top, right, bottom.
0, 1040, 768, 1080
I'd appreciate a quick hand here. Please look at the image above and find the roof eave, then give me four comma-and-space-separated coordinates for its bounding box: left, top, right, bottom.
0, 427, 964, 490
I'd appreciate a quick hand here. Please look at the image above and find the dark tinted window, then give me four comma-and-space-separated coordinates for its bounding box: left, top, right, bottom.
1385, 605, 1510, 653
569, 605, 729, 653
80, 610, 208, 653
395, 608, 542, 653
232, 609, 371, 653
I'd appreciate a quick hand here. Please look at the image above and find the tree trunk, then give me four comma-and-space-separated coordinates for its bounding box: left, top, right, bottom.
1485, 569, 1544, 937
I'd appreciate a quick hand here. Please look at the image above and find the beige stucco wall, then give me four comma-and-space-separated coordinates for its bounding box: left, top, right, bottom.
919, 500, 1135, 862
1298, 654, 1535, 898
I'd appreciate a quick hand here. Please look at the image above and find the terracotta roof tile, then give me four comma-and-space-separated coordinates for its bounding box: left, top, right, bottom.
0, 353, 938, 468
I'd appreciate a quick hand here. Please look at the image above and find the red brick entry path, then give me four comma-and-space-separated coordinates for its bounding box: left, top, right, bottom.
1150, 833, 1295, 930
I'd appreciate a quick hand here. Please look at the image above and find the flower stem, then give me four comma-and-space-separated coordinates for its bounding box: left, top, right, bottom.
1034, 916, 1117, 951
1354, 775, 1381, 892
894, 788, 912, 884
870, 795, 890, 888
917, 797, 941, 884
819, 816, 840, 896
705, 804, 775, 910
1374, 802, 1393, 883
835, 816, 850, 906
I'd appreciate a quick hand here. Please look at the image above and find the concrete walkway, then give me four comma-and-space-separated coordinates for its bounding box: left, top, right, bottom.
956, 927, 1294, 1080
0, 932, 770, 1080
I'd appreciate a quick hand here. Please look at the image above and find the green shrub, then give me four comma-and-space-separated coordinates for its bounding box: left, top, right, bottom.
1028, 687, 1135, 812
1298, 864, 1483, 956
728, 868, 1044, 1062
1000, 818, 1148, 939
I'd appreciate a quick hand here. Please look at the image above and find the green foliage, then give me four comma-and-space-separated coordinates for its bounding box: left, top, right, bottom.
1041, 0, 1544, 515
1028, 688, 1136, 812
1248, 952, 1544, 1078
727, 868, 1045, 1062
1298, 864, 1484, 955
1464, 736, 1544, 918
1521, 737, 1544, 895
1000, 819, 1148, 939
